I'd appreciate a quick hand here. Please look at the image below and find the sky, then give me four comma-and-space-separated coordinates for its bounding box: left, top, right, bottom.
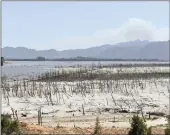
2, 1, 169, 50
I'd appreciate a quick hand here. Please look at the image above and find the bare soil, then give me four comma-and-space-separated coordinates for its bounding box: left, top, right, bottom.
20, 122, 165, 134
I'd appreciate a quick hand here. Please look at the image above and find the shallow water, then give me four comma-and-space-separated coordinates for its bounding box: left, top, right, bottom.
2, 61, 169, 79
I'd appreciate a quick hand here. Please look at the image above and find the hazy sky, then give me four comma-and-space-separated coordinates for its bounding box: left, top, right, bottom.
2, 1, 169, 50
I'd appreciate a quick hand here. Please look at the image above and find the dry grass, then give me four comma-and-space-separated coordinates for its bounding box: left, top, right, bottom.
20, 122, 165, 134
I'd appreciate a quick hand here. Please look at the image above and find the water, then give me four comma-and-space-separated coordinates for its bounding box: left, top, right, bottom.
2, 61, 169, 79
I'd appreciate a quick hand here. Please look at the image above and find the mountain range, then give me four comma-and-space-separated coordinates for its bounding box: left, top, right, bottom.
2, 40, 169, 60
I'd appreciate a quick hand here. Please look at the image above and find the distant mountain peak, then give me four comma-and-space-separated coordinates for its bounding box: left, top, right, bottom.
129, 39, 149, 43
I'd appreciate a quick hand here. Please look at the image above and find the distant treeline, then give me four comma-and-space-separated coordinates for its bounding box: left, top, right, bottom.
4, 56, 167, 62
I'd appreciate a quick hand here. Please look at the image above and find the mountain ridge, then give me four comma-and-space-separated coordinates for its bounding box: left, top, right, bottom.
2, 40, 169, 60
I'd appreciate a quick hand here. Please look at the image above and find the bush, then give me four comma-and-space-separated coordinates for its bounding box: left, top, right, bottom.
165, 128, 170, 135
1, 115, 20, 135
165, 116, 170, 135
128, 115, 147, 135
93, 117, 102, 135
147, 126, 152, 135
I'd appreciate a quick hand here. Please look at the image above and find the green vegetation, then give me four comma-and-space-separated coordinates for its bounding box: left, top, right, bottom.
1, 115, 21, 135
165, 128, 170, 135
165, 116, 170, 135
128, 115, 147, 135
147, 126, 152, 135
93, 117, 102, 135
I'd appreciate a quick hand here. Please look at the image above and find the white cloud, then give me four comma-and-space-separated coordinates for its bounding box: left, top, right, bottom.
55, 18, 169, 50
123, 18, 154, 41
